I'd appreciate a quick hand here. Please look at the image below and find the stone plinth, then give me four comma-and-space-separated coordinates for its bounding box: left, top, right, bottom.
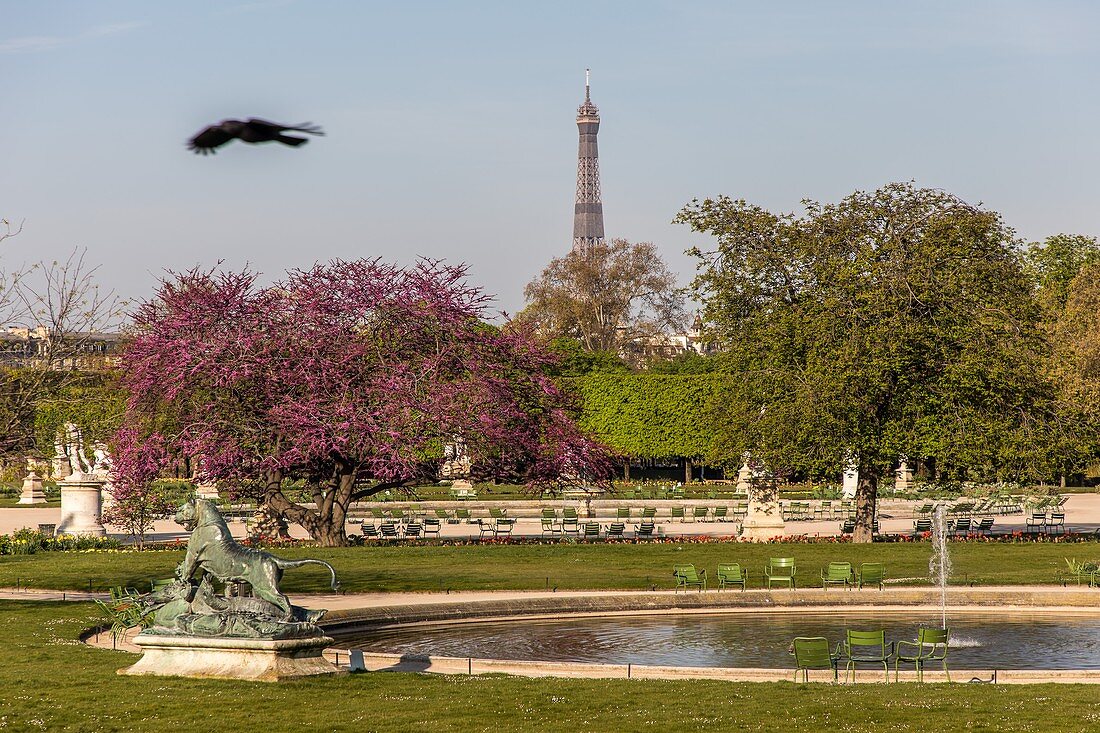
121, 633, 340, 681
896, 461, 914, 492
17, 472, 48, 505
842, 465, 859, 499
57, 475, 106, 537
196, 483, 220, 500
739, 503, 785, 541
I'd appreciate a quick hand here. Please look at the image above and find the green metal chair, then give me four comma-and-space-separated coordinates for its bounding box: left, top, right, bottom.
764, 557, 796, 589
494, 518, 516, 538
423, 518, 441, 538
821, 562, 853, 591
110, 585, 140, 601
671, 506, 686, 522
673, 564, 707, 592
149, 578, 174, 593
616, 507, 632, 521
792, 636, 839, 683
840, 629, 893, 683
856, 562, 886, 590
1063, 559, 1098, 586
541, 517, 560, 537
607, 522, 626, 539
894, 627, 949, 682
716, 563, 747, 591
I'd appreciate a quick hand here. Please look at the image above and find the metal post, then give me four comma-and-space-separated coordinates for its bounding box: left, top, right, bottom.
468, 657, 472, 675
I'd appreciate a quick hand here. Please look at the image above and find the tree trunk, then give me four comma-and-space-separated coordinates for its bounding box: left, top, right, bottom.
262, 469, 351, 547
852, 469, 878, 544
623, 460, 630, 481
684, 458, 693, 484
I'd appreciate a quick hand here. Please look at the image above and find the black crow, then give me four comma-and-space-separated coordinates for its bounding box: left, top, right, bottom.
187, 118, 324, 155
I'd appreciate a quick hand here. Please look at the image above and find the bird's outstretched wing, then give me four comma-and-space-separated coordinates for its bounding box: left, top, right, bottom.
187, 125, 235, 155
286, 121, 325, 136
246, 118, 325, 136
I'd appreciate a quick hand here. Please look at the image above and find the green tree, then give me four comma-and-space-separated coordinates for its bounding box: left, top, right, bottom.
677, 182, 1052, 542
519, 239, 686, 363
1046, 261, 1100, 483
1024, 234, 1100, 313
544, 336, 631, 377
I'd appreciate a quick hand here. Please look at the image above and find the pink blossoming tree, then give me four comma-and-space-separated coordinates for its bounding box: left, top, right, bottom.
117, 259, 614, 545
103, 427, 175, 549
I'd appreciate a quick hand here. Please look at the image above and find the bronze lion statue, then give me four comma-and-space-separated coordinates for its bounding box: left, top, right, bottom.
174, 498, 339, 620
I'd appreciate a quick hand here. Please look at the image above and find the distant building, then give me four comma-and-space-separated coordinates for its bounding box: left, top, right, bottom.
0, 325, 123, 370
620, 315, 718, 361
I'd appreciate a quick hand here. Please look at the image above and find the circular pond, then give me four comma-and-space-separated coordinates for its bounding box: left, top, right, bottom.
335, 611, 1100, 670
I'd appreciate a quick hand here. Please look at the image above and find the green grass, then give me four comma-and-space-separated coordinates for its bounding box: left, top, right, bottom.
3, 601, 1100, 732
1, 541, 1095, 594
0, 497, 61, 509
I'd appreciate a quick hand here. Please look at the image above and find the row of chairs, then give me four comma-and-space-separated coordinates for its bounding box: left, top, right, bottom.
912, 517, 996, 535
915, 495, 1067, 519
543, 506, 746, 524
360, 518, 442, 539
673, 560, 887, 592
619, 487, 751, 501
784, 501, 857, 521
1025, 511, 1066, 534
838, 519, 880, 535
793, 628, 949, 683
542, 519, 657, 539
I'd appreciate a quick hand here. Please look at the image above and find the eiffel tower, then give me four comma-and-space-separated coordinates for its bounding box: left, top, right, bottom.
572, 69, 605, 256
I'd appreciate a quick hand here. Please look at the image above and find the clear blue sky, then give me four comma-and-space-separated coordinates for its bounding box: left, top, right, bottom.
3, 1, 1099, 316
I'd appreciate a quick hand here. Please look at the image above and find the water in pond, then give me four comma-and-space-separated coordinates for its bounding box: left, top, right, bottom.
334, 612, 1100, 670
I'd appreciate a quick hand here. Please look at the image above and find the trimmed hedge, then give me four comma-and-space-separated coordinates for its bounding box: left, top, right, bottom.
568, 373, 728, 460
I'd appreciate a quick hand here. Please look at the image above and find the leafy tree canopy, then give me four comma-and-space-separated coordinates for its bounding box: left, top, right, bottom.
518, 239, 686, 363
544, 337, 631, 377
1024, 234, 1100, 314
118, 259, 614, 546
676, 182, 1055, 541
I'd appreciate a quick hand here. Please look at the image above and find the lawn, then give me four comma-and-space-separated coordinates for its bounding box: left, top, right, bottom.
0, 498, 61, 509
2, 600, 1100, 732
1, 540, 1094, 594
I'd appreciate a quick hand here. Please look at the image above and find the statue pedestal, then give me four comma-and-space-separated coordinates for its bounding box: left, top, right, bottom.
121, 634, 341, 682
196, 483, 219, 500
57, 475, 106, 537
18, 472, 48, 505
739, 503, 786, 541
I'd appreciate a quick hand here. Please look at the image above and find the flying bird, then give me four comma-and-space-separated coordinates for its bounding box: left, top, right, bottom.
187, 118, 325, 155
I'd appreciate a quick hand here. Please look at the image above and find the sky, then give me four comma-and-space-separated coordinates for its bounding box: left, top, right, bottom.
3, 1, 1100, 318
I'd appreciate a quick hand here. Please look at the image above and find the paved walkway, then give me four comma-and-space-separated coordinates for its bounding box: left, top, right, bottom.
4, 493, 1099, 542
